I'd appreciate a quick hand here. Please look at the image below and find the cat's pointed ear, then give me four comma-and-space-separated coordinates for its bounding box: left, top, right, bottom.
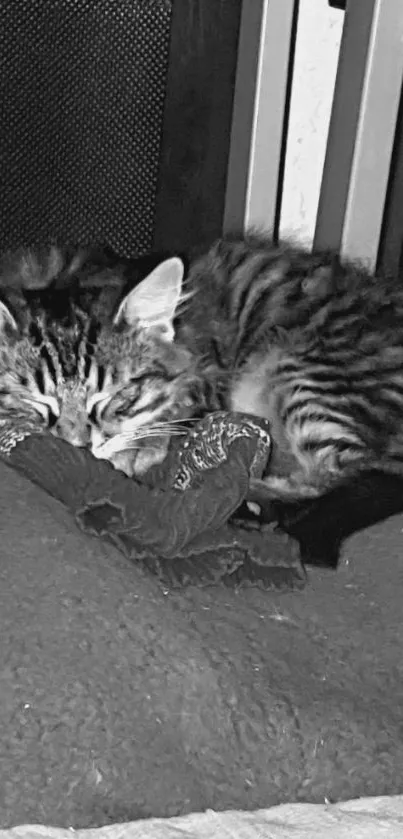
113, 257, 184, 340
0, 299, 17, 333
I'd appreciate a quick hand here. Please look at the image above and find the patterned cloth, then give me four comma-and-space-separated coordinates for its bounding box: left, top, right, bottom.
0, 419, 42, 456
0, 412, 305, 589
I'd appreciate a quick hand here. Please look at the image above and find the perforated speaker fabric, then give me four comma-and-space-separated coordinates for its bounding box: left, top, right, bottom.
0, 1, 173, 258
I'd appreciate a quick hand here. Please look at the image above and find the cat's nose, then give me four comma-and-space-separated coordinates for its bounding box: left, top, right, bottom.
55, 419, 92, 448
72, 427, 92, 447
74, 423, 92, 447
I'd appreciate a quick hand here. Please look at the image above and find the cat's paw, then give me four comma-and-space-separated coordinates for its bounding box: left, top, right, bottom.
249, 475, 322, 503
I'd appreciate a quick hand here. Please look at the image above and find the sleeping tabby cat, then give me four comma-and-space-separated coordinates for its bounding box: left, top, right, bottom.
0, 245, 211, 476
1, 232, 403, 502
179, 232, 403, 501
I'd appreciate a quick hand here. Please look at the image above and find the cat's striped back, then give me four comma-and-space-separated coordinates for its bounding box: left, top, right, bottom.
180, 233, 403, 500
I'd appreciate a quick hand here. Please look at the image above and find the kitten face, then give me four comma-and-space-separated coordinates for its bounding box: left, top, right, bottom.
0, 255, 197, 476
89, 323, 197, 475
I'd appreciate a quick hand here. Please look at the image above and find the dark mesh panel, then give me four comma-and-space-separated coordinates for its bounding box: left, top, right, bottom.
0, 1, 173, 257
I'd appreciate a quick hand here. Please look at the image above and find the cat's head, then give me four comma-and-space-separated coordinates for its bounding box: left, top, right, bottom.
0, 255, 199, 475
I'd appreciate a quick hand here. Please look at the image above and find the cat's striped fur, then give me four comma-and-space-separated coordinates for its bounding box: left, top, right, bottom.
178, 232, 403, 500
0, 246, 211, 476
3, 233, 403, 502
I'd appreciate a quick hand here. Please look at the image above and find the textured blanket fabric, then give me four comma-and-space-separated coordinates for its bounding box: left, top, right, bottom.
1, 455, 403, 829
0, 413, 304, 589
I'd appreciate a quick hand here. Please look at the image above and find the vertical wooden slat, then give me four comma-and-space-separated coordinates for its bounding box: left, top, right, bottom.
339, 0, 403, 268
224, 0, 299, 239
314, 0, 376, 253
378, 87, 403, 275
315, 0, 403, 271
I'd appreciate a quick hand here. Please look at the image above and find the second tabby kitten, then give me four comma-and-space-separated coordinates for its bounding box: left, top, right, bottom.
3, 233, 403, 503
0, 246, 213, 477
177, 232, 403, 501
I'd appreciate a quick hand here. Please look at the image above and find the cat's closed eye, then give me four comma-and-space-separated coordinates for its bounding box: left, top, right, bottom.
47, 407, 59, 428
113, 404, 131, 417
87, 404, 99, 425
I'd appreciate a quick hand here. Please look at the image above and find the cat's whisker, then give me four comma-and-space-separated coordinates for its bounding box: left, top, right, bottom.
119, 442, 161, 452
94, 416, 204, 459
136, 417, 199, 427
95, 425, 188, 458
150, 418, 200, 425
136, 424, 189, 432
134, 431, 182, 439
116, 427, 188, 440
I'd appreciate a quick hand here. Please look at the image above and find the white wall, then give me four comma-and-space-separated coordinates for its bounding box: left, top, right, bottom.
280, 0, 344, 247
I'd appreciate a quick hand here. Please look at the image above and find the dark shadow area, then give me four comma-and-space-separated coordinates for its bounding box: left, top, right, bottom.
269, 471, 403, 567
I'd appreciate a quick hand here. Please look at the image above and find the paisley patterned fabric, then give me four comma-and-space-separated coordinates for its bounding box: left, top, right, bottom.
0, 412, 304, 589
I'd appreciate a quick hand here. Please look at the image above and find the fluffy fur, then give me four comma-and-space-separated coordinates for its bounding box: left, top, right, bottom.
0, 246, 210, 476
177, 232, 403, 501
3, 233, 403, 502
